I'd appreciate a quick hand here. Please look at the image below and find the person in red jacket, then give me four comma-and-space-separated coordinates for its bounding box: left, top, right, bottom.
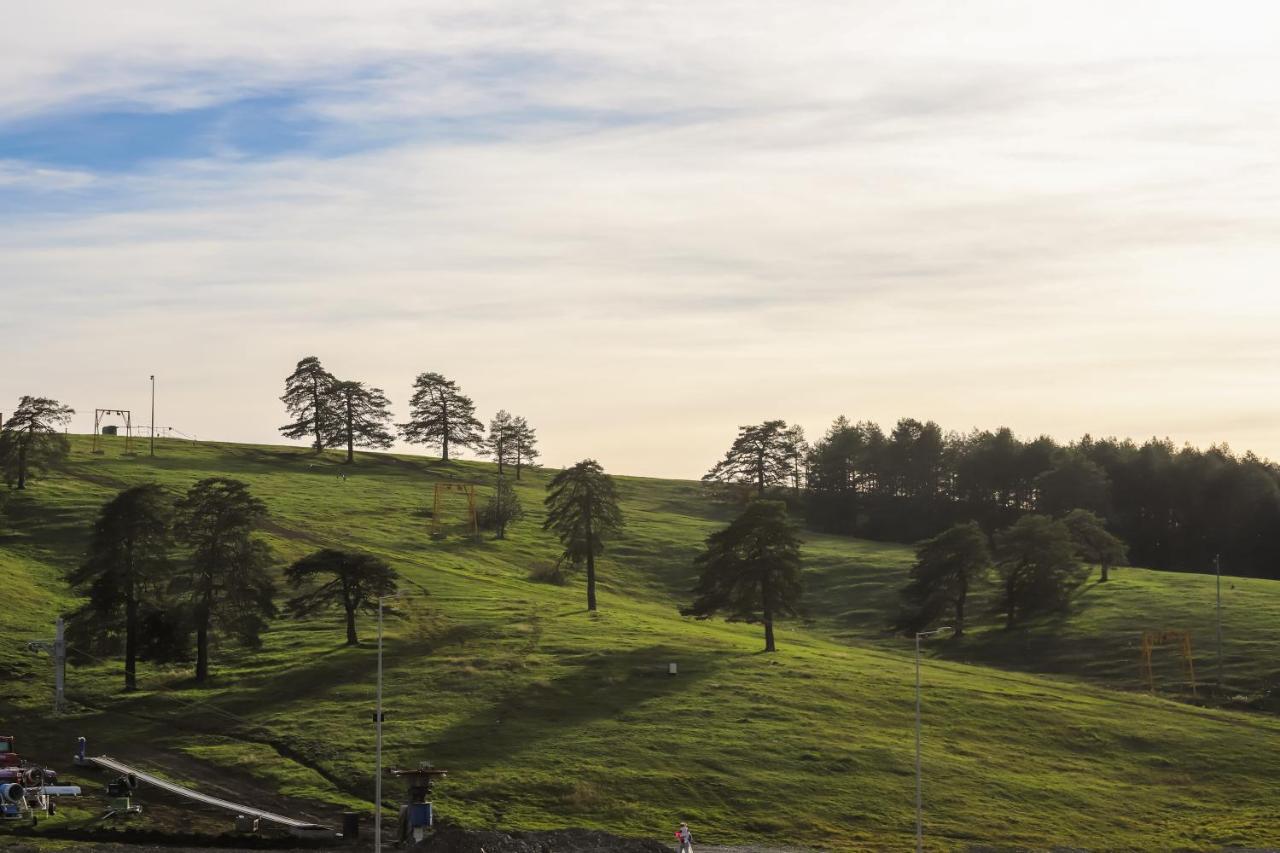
675, 821, 693, 853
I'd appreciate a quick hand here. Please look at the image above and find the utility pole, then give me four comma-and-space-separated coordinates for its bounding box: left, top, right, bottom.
915, 627, 950, 853
27, 617, 67, 715
1215, 553, 1223, 690
150, 375, 156, 457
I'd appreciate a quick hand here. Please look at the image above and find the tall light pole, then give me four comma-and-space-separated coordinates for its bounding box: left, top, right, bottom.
1214, 553, 1223, 689
149, 375, 156, 457
915, 627, 951, 853
375, 592, 403, 853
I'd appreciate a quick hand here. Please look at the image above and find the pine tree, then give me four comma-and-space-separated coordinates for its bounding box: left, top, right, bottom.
173, 478, 277, 682
0, 396, 75, 489
399, 372, 484, 461
330, 380, 395, 463
512, 416, 540, 480
543, 460, 624, 611
897, 521, 990, 637
703, 420, 794, 496
994, 515, 1087, 628
285, 549, 398, 645
683, 500, 803, 652
67, 484, 173, 691
280, 356, 337, 454
484, 410, 518, 475
1063, 509, 1128, 582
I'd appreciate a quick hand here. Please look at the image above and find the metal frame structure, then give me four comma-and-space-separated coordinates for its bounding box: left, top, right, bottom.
91, 409, 135, 456
430, 482, 479, 540
1139, 629, 1197, 697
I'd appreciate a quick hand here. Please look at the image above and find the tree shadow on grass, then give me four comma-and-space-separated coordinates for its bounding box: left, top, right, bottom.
421, 643, 727, 772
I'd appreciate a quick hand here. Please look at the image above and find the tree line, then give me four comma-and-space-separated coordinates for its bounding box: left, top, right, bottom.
280, 356, 539, 475
704, 416, 1280, 579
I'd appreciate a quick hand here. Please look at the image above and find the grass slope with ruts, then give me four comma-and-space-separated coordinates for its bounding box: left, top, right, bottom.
1, 436, 1278, 851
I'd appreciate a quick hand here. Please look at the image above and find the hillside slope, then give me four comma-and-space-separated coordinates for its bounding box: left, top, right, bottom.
2, 437, 1279, 851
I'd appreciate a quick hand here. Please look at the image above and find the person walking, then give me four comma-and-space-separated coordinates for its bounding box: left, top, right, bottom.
675, 821, 693, 853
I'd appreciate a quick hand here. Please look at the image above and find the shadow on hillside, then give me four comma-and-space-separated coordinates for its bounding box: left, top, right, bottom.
2, 496, 96, 563
422, 644, 726, 771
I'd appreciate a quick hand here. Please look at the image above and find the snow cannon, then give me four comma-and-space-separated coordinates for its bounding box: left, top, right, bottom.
391, 764, 448, 843
1, 783, 25, 805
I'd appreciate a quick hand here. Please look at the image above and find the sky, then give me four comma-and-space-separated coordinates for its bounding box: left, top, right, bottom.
2, 1, 1279, 479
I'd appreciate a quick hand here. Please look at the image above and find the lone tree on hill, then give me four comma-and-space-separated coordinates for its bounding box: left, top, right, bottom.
484, 410, 518, 475
703, 420, 795, 496
1063, 509, 1128, 582
897, 521, 991, 637
280, 356, 337, 454
994, 515, 1087, 628
285, 548, 399, 645
399, 372, 484, 461
683, 500, 803, 652
480, 475, 524, 539
330, 380, 395, 463
174, 478, 277, 682
67, 484, 173, 691
543, 459, 624, 611
512, 416, 540, 480
0, 396, 75, 489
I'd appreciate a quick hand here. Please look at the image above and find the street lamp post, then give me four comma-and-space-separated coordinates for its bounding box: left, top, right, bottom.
149, 375, 156, 457
375, 592, 403, 853
915, 627, 951, 853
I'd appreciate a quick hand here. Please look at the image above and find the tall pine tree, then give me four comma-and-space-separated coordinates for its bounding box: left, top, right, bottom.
0, 396, 75, 489
330, 380, 395, 463
485, 410, 518, 475
703, 420, 794, 496
543, 460, 624, 611
512, 416, 540, 480
280, 356, 337, 454
399, 372, 484, 460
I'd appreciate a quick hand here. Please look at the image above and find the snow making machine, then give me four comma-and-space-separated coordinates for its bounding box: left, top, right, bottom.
0, 734, 81, 826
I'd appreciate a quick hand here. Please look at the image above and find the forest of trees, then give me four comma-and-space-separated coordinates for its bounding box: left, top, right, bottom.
707, 416, 1280, 579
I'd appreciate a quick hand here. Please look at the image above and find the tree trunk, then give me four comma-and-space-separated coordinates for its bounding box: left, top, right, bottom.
346, 403, 355, 464
17, 430, 28, 489
1100, 560, 1110, 582
196, 619, 209, 682
954, 576, 967, 638
441, 401, 450, 460
585, 509, 597, 611
124, 592, 138, 692
762, 571, 776, 652
345, 607, 359, 645
515, 449, 522, 481
756, 451, 766, 496
313, 376, 324, 454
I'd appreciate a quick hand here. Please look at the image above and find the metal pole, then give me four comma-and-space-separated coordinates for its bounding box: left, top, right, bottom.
915, 632, 923, 853
1215, 554, 1223, 689
150, 375, 156, 457
376, 596, 384, 853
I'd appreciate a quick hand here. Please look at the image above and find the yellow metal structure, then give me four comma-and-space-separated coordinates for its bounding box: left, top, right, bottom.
1139, 629, 1197, 697
431, 482, 479, 540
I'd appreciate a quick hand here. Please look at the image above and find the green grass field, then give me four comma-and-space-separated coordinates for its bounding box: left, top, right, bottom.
2, 436, 1279, 851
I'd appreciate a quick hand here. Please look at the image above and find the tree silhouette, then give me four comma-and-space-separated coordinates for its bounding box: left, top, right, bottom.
512, 416, 540, 480
1063, 509, 1128, 582
704, 420, 794, 496
67, 484, 172, 691
285, 549, 398, 645
280, 356, 337, 454
543, 460, 624, 611
330, 380, 395, 463
173, 478, 277, 681
0, 396, 75, 489
683, 500, 802, 652
994, 515, 1086, 628
897, 521, 990, 637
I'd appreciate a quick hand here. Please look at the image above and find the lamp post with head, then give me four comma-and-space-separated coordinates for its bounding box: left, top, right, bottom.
915, 627, 951, 853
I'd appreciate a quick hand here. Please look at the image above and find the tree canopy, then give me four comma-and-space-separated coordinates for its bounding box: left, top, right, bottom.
897, 521, 991, 637
683, 500, 803, 652
0, 396, 75, 489
1063, 509, 1128, 582
703, 420, 796, 496
512, 415, 539, 480
399, 372, 484, 461
285, 548, 398, 645
994, 515, 1087, 628
330, 380, 395, 463
67, 484, 173, 691
280, 356, 337, 454
543, 459, 624, 611
173, 477, 277, 681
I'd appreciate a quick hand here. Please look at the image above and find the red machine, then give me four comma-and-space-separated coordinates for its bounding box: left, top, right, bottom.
0, 734, 80, 825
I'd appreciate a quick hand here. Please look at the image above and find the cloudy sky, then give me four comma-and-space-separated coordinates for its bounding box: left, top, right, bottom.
3, 1, 1279, 478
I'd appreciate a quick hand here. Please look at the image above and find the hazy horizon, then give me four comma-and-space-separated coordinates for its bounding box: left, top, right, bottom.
4, 2, 1279, 479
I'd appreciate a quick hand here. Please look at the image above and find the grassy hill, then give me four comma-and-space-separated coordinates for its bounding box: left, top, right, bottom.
2, 436, 1280, 851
